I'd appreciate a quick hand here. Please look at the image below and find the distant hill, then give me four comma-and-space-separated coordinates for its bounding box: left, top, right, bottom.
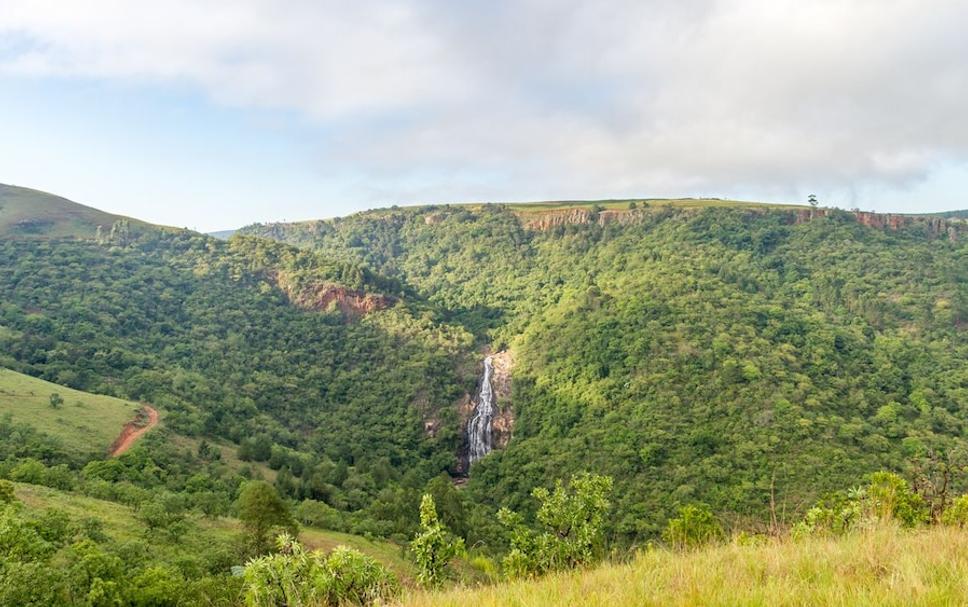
207, 229, 237, 239
0, 183, 155, 239
930, 209, 968, 219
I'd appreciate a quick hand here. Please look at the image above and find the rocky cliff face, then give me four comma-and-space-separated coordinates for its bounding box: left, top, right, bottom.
523, 205, 961, 241
275, 273, 394, 319
793, 208, 961, 240
523, 208, 650, 230
488, 350, 514, 450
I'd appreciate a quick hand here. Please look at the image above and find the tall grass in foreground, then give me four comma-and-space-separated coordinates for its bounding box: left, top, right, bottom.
401, 525, 968, 606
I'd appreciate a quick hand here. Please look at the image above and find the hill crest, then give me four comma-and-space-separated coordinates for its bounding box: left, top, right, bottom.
0, 183, 155, 239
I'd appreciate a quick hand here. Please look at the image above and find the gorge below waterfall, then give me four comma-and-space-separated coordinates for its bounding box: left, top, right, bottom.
466, 355, 497, 465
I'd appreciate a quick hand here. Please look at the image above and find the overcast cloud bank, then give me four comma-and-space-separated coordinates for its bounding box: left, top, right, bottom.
2, 0, 967, 213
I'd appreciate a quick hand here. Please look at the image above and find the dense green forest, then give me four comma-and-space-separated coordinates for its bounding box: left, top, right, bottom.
3, 192, 968, 603
0, 228, 478, 536
241, 203, 968, 539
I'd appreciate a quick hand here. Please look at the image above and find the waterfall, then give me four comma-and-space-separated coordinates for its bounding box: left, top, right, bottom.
467, 356, 496, 464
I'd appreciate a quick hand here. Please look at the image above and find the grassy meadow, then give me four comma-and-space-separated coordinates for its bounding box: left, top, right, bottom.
401, 525, 968, 607
0, 367, 142, 455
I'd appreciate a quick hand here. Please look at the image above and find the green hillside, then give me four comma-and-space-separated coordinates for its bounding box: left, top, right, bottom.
0, 183, 154, 239
0, 219, 473, 541
0, 367, 142, 456
3, 190, 968, 605
240, 202, 968, 539
11, 482, 412, 575
3, 480, 412, 604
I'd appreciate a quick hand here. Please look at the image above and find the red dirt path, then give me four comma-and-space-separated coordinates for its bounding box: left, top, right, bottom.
109, 405, 159, 456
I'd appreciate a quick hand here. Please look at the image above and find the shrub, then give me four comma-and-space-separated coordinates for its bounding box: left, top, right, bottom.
793, 471, 928, 537
411, 494, 465, 587
468, 554, 500, 582
0, 504, 54, 562
9, 459, 47, 485
864, 471, 927, 527
662, 503, 724, 549
498, 473, 613, 578
941, 495, 968, 527
295, 499, 344, 530
322, 546, 400, 605
0, 561, 66, 607
791, 501, 859, 539
235, 481, 297, 554
137, 494, 190, 542
129, 566, 184, 606
0, 480, 15, 504
242, 534, 399, 607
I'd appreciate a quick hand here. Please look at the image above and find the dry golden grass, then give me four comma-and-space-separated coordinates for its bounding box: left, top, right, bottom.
401, 525, 968, 607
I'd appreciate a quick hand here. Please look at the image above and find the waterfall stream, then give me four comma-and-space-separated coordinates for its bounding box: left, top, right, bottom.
467, 356, 496, 464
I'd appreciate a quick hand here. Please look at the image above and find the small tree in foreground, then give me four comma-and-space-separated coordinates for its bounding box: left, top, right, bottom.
662, 503, 724, 549
411, 494, 465, 587
49, 393, 63, 409
499, 473, 613, 578
236, 481, 297, 554
864, 471, 928, 527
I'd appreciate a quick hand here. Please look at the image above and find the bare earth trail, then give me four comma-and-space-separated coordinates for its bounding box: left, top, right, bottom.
109, 405, 159, 456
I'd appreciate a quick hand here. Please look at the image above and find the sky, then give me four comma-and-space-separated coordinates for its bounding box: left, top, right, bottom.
1, 1, 967, 231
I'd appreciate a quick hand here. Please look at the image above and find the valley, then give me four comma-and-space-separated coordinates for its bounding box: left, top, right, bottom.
3, 3, 965, 603
1, 183, 967, 605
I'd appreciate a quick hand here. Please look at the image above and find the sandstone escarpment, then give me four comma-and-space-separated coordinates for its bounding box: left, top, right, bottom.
524, 208, 650, 231
793, 208, 961, 240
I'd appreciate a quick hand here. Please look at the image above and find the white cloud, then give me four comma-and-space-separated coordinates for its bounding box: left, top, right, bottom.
2, 0, 967, 203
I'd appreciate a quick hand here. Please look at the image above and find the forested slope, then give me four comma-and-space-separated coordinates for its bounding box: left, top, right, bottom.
242, 203, 968, 541
0, 227, 475, 537
2, 192, 967, 552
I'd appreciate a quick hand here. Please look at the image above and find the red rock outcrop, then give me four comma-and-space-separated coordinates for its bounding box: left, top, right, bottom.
275, 272, 394, 320
287, 283, 392, 318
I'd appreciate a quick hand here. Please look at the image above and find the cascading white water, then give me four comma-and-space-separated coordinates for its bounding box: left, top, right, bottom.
467, 356, 496, 464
